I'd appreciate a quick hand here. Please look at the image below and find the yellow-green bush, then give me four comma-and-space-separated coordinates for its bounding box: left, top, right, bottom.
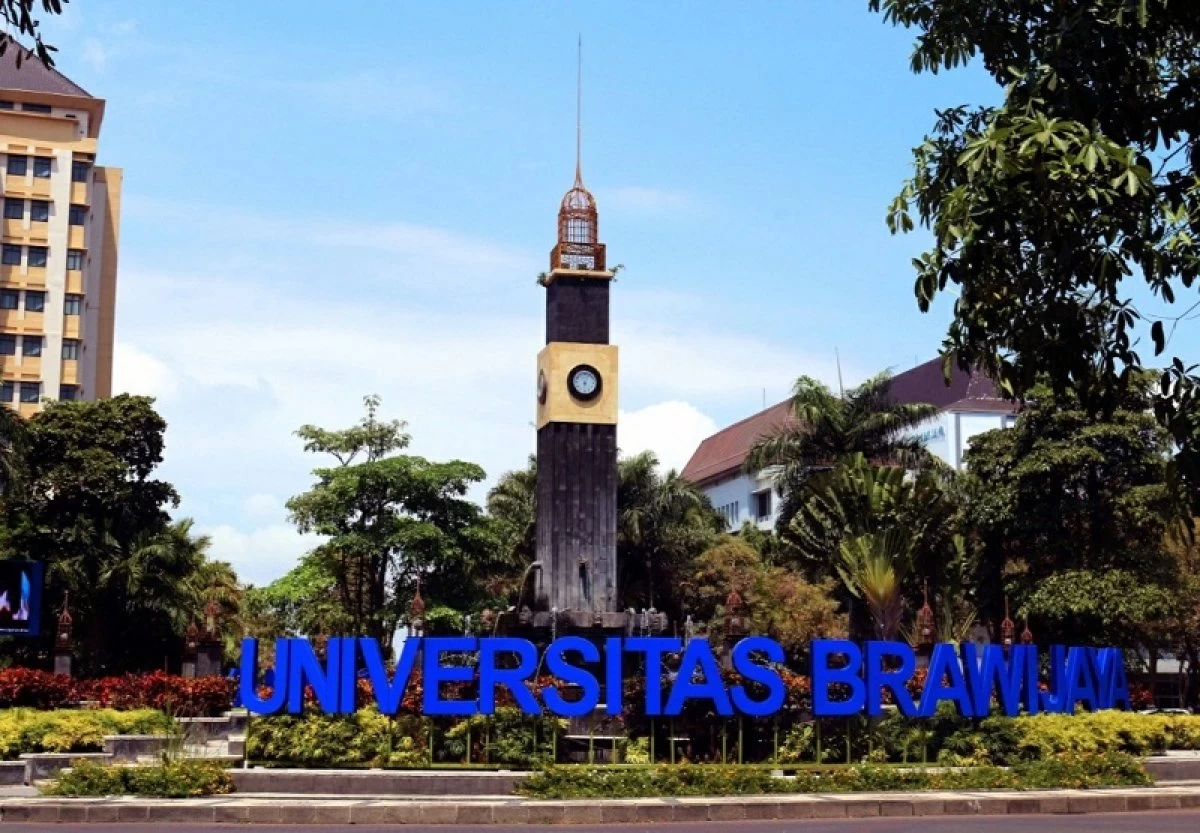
247, 708, 431, 768
1011, 711, 1200, 759
0, 708, 173, 760
41, 759, 233, 797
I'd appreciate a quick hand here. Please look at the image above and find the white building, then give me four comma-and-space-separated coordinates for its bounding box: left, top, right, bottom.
680, 358, 1017, 531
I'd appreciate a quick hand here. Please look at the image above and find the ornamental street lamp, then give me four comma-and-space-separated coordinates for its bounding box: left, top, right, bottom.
53, 593, 73, 677
1001, 597, 1016, 652
916, 581, 935, 652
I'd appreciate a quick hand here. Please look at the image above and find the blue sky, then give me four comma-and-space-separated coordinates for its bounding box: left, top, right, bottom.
36, 1, 1003, 584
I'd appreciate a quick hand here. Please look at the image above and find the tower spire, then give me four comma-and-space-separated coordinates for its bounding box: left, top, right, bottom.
575, 34, 583, 187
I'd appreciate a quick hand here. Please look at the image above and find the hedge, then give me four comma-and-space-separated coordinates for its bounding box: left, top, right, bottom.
41, 759, 234, 797
0, 669, 233, 716
517, 753, 1152, 798
0, 709, 174, 760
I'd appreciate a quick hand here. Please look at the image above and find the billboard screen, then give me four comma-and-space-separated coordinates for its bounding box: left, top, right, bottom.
0, 560, 42, 636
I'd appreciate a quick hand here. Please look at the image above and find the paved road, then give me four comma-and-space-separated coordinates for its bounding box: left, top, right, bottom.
3, 812, 1200, 832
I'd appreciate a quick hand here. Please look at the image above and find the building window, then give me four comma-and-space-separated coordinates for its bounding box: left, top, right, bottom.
717, 500, 740, 529
3, 199, 21, 220
58, 384, 78, 401
19, 382, 39, 403
21, 103, 51, 114
32, 157, 51, 178
20, 335, 40, 356
66, 249, 83, 270
752, 489, 772, 522
63, 294, 82, 315
0, 101, 12, 111
68, 204, 86, 225
0, 336, 14, 355
24, 291, 44, 313
29, 200, 48, 222
62, 338, 79, 360
27, 246, 47, 267
6, 155, 26, 176
0, 290, 16, 310
71, 160, 89, 182
0, 382, 11, 402
1, 245, 20, 266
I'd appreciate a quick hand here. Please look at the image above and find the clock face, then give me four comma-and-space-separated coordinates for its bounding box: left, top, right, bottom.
568, 364, 601, 400
537, 369, 547, 404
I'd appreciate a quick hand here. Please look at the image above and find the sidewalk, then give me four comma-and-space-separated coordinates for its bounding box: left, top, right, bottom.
3, 784, 1200, 825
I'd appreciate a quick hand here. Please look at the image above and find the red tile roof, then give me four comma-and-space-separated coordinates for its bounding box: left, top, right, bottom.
679, 358, 1017, 485
0, 37, 91, 98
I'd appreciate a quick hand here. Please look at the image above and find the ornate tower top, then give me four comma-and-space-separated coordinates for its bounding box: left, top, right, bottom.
552, 36, 606, 273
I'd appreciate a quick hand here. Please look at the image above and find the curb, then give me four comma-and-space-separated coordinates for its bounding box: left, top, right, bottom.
2, 786, 1200, 825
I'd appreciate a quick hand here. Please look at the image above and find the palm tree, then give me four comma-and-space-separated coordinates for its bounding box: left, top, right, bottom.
616, 451, 723, 620
744, 372, 942, 531
837, 530, 911, 640
485, 456, 537, 602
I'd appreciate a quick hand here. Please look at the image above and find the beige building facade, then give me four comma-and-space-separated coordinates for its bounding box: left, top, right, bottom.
0, 43, 119, 415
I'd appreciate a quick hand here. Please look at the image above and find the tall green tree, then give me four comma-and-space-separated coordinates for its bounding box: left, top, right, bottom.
745, 373, 940, 531
1, 396, 184, 672
958, 381, 1181, 646
484, 455, 537, 603
615, 451, 722, 621
286, 396, 495, 646
872, 0, 1200, 497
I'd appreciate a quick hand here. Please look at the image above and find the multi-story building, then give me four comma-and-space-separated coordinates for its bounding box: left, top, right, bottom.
681, 357, 1018, 531
0, 43, 119, 415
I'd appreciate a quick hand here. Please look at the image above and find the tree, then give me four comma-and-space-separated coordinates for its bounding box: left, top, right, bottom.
1, 396, 183, 672
614, 451, 723, 621
484, 451, 722, 623
744, 373, 941, 531
785, 453, 955, 581
872, 1, 1200, 497
958, 381, 1181, 647
484, 456, 538, 603
679, 536, 845, 660
0, 4, 66, 67
837, 531, 909, 641
286, 396, 495, 647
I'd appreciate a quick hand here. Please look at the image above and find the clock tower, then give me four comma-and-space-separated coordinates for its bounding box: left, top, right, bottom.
533, 154, 621, 621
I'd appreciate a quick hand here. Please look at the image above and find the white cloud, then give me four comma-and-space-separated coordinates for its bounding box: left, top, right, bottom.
81, 38, 106, 72
619, 401, 717, 473
244, 493, 282, 519
202, 523, 323, 588
113, 341, 179, 400
605, 186, 692, 215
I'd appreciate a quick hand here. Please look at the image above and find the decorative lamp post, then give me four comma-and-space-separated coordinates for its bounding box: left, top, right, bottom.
1020, 619, 1034, 646
721, 587, 748, 671
182, 621, 200, 678
53, 594, 73, 677
1000, 597, 1016, 652
408, 586, 426, 638
916, 581, 935, 653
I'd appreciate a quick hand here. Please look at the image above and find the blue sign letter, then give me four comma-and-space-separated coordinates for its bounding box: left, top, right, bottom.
812, 639, 864, 717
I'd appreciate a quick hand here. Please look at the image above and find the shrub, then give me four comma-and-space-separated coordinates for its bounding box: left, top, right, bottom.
1006, 711, 1200, 761
0, 669, 234, 717
248, 708, 431, 768
0, 709, 173, 760
42, 759, 234, 797
517, 753, 1150, 799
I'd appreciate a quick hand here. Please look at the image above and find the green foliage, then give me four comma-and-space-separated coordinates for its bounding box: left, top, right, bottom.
517, 753, 1150, 798
286, 395, 496, 643
246, 708, 431, 768
745, 373, 942, 535
0, 709, 173, 760
679, 536, 845, 659
42, 759, 233, 797
1008, 711, 1200, 760
958, 386, 1179, 646
0, 396, 234, 673
870, 0, 1200, 496
444, 708, 565, 767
